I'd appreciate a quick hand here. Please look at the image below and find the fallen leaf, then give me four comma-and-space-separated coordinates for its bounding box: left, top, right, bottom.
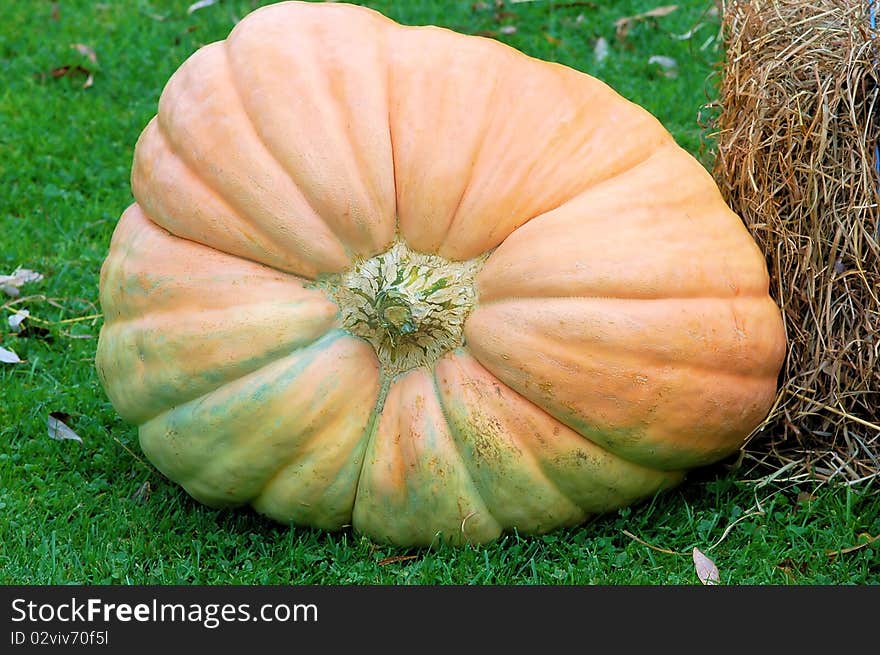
673, 19, 710, 41
70, 43, 97, 64
0, 346, 22, 364
50, 65, 94, 89
47, 412, 83, 443
187, 0, 219, 14
649, 54, 677, 68
0, 267, 44, 297
615, 4, 678, 41
635, 5, 679, 19
8, 309, 29, 332
692, 547, 720, 585
648, 54, 678, 77
594, 36, 610, 62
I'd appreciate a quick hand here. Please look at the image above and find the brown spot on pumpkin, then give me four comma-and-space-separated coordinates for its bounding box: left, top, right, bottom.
458, 408, 523, 465
427, 456, 446, 477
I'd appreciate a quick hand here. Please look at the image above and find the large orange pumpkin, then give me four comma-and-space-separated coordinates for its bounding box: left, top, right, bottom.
96, 1, 786, 546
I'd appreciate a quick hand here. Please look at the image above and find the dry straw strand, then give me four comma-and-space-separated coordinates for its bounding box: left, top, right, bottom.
707, 0, 880, 482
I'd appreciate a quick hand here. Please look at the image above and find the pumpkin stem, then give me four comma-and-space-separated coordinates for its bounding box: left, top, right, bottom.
318, 241, 486, 376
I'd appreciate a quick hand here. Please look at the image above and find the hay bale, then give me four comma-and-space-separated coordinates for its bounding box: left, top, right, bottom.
709, 0, 880, 482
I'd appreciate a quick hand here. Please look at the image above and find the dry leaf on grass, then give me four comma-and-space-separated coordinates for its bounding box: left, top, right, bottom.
594, 36, 610, 62
1, 268, 43, 297
50, 65, 94, 89
47, 412, 83, 443
187, 0, 219, 14
615, 5, 678, 41
8, 309, 29, 332
70, 43, 97, 64
0, 346, 22, 364
692, 547, 720, 585
648, 54, 678, 77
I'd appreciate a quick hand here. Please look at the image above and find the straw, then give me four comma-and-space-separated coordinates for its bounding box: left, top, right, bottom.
707, 0, 880, 482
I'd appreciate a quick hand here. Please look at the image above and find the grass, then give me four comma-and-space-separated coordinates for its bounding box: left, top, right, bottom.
0, 0, 877, 585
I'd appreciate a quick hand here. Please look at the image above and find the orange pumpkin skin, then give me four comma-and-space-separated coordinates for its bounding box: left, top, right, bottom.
96, 1, 786, 546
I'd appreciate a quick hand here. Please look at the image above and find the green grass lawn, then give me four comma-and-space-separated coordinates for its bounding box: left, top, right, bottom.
1, 0, 877, 585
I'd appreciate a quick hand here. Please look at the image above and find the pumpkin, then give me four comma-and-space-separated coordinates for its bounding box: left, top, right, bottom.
96, 0, 786, 546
